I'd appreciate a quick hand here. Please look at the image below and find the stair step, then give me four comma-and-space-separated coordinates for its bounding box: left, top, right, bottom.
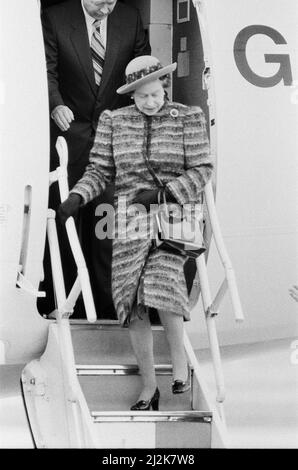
76, 364, 186, 375
91, 410, 212, 422
91, 411, 212, 449
77, 365, 193, 412
71, 322, 171, 365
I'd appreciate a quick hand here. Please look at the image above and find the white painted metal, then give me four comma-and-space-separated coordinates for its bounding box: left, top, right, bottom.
196, 254, 226, 404
46, 210, 66, 314
53, 137, 97, 323
187, 0, 218, 310
190, 0, 298, 347
91, 412, 212, 448
44, 202, 101, 447
91, 411, 212, 422
62, 278, 81, 314
0, 0, 50, 364
183, 331, 229, 447
21, 324, 97, 448
46, 211, 86, 446
94, 421, 156, 449
15, 271, 46, 298
192, 0, 217, 165
204, 182, 244, 322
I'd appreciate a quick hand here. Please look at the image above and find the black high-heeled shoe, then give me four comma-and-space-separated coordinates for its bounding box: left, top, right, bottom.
130, 388, 160, 411
172, 379, 191, 394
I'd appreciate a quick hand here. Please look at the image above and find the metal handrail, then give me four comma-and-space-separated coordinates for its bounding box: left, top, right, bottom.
204, 180, 244, 322
183, 330, 229, 445
191, 181, 244, 413
46, 210, 85, 446
46, 209, 96, 447
190, 0, 244, 429
53, 136, 97, 323
196, 253, 226, 404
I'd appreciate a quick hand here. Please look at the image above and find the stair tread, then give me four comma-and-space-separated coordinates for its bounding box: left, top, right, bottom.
91, 410, 212, 422
92, 410, 211, 417
76, 363, 187, 372
71, 323, 172, 365
78, 371, 193, 412
73, 354, 171, 365
70, 320, 121, 327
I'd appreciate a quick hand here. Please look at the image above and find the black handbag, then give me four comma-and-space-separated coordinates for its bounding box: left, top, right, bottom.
142, 128, 205, 259
154, 190, 206, 259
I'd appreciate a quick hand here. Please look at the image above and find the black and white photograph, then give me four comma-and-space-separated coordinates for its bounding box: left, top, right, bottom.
0, 0, 297, 455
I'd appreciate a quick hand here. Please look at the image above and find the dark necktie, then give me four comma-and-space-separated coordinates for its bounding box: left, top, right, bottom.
91, 20, 105, 86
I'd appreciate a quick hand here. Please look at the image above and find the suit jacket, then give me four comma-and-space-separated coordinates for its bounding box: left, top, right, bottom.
42, 0, 151, 186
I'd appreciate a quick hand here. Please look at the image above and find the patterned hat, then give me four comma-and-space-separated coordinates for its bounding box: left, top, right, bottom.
117, 55, 177, 95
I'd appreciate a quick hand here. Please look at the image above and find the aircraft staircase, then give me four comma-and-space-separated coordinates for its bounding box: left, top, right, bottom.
21, 137, 243, 448
73, 322, 213, 448
22, 319, 224, 448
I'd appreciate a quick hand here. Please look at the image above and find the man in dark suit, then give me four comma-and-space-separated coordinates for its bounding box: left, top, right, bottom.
39, 0, 151, 318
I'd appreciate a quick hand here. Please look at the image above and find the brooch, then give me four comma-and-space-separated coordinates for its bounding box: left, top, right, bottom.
170, 108, 179, 118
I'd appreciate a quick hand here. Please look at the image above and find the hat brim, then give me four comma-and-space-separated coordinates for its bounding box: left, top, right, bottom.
117, 63, 177, 95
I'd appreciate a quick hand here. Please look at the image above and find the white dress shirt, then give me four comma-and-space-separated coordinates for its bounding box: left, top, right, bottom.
81, 0, 107, 48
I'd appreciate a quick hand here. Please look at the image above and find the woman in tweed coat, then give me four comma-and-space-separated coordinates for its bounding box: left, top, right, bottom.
59, 56, 213, 410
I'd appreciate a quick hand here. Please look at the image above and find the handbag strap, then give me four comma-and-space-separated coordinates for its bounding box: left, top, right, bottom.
143, 116, 164, 189
143, 116, 177, 216
157, 188, 167, 205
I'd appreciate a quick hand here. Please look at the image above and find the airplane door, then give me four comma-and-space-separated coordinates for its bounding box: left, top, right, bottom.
172, 0, 209, 122
0, 0, 50, 364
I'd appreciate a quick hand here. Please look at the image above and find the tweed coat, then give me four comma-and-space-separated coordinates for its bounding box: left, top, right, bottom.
71, 101, 213, 325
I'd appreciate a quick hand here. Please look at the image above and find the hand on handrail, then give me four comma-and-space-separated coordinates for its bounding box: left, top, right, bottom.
58, 193, 82, 224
